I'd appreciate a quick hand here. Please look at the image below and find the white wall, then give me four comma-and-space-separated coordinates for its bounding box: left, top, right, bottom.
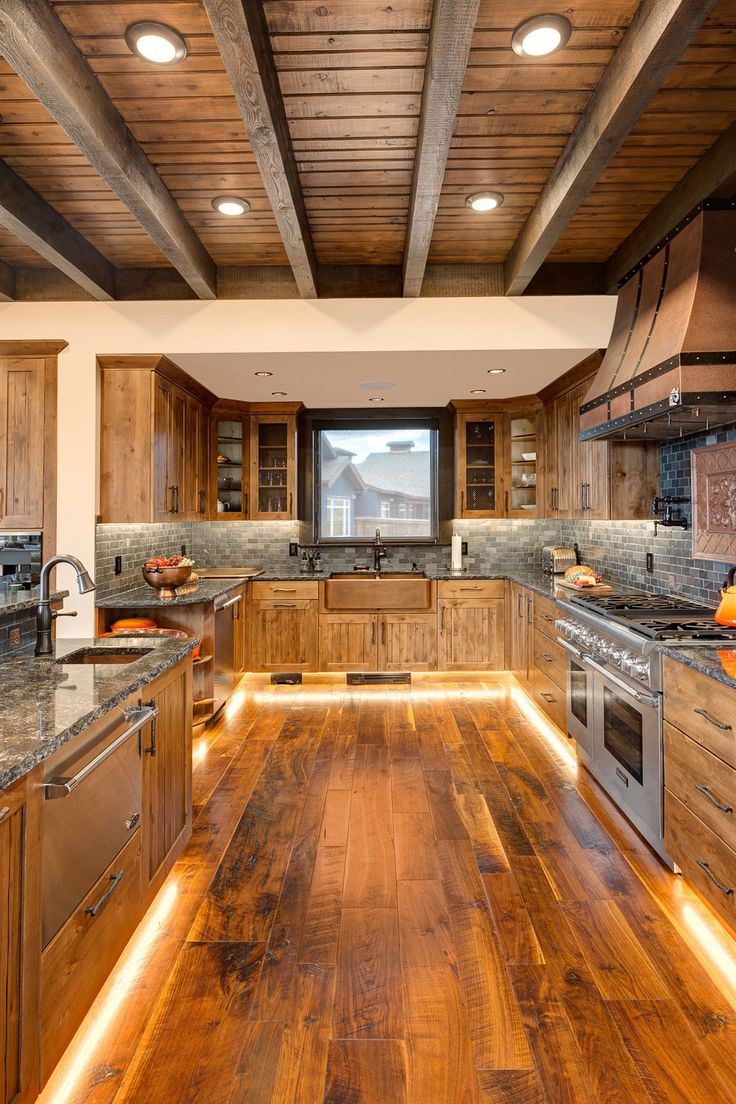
0, 295, 616, 634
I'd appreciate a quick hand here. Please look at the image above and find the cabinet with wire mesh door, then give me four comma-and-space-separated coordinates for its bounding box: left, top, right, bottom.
455, 413, 504, 518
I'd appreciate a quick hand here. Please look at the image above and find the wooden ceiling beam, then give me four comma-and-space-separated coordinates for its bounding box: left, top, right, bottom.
402, 0, 481, 298
0, 257, 15, 302
202, 0, 318, 298
503, 0, 720, 296
0, 158, 115, 300
606, 121, 736, 288
0, 0, 217, 300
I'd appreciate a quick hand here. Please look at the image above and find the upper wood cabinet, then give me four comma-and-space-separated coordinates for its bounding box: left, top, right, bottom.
250, 413, 297, 520
213, 410, 249, 519
1, 771, 41, 1104
544, 372, 659, 520
504, 408, 543, 518
99, 357, 215, 523
455, 412, 504, 518
0, 352, 56, 532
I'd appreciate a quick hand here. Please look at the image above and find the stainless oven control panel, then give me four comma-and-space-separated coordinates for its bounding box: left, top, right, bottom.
555, 618, 651, 684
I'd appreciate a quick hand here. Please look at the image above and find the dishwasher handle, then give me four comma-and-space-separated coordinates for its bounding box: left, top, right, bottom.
43, 704, 159, 800
217, 593, 242, 611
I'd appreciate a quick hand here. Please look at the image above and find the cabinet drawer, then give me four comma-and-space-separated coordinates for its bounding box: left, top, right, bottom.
532, 665, 567, 733
663, 657, 736, 767
533, 594, 560, 641
438, 579, 504, 600
664, 722, 736, 852
533, 632, 566, 690
665, 790, 736, 936
252, 580, 319, 600
41, 832, 142, 1081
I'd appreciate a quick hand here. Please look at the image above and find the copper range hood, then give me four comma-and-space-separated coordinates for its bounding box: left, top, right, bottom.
580, 201, 736, 441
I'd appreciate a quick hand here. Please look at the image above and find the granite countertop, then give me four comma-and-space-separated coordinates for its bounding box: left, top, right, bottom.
96, 578, 248, 609
0, 588, 68, 617
0, 636, 196, 792
658, 644, 736, 692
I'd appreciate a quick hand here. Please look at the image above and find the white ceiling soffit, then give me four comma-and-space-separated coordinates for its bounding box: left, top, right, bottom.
172, 348, 596, 407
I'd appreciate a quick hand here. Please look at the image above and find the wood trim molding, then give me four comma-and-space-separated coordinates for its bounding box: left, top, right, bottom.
0, 340, 68, 356
96, 355, 218, 407
0, 256, 15, 301
0, 0, 217, 300
0, 158, 116, 300
536, 350, 604, 404
606, 121, 736, 289
503, 0, 720, 295
402, 0, 481, 297
203, 0, 318, 299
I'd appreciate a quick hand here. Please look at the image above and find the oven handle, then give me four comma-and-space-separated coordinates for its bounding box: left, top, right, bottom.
558, 637, 584, 661
43, 704, 159, 799
579, 652, 659, 709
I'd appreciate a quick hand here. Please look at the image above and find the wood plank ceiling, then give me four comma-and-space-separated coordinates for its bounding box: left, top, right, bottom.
0, 0, 734, 299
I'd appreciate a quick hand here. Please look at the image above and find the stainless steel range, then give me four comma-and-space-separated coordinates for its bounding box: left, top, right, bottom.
555, 590, 736, 868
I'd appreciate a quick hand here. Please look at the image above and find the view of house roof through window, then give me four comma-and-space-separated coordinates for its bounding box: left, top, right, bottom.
317, 428, 435, 541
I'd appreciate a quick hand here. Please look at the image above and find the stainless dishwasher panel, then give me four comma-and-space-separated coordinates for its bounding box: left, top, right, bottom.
41, 702, 155, 946
213, 591, 240, 714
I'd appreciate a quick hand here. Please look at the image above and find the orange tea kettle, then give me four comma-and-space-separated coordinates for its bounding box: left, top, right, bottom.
715, 567, 736, 627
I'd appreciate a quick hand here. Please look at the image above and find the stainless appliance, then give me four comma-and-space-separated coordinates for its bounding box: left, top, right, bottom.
0, 533, 42, 589
556, 590, 736, 869
541, 545, 578, 575
213, 590, 242, 713
42, 700, 157, 946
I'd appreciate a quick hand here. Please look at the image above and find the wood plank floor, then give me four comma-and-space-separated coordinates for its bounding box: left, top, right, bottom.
41, 679, 736, 1104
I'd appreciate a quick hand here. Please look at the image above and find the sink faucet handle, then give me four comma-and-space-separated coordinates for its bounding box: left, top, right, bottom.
53, 610, 78, 618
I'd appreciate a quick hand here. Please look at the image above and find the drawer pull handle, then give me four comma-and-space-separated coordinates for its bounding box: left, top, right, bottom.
0, 805, 9, 824
541, 654, 554, 662
543, 614, 555, 622
460, 586, 482, 591
694, 708, 732, 732
540, 692, 556, 703
696, 860, 734, 897
273, 588, 297, 593
85, 870, 125, 917
694, 784, 733, 815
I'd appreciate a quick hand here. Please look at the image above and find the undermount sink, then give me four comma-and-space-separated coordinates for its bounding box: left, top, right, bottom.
324, 572, 432, 611
55, 648, 152, 666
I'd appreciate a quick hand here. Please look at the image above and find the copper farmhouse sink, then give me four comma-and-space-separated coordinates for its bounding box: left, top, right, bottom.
324, 572, 432, 610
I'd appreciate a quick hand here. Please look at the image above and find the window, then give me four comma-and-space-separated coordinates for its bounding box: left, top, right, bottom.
326, 496, 351, 537
315, 423, 438, 542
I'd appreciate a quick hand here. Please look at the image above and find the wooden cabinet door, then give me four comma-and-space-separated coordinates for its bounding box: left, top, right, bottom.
544, 403, 558, 517
183, 394, 210, 520
250, 415, 297, 520
152, 375, 182, 520
455, 413, 504, 518
379, 613, 437, 671
213, 412, 248, 519
438, 600, 505, 671
554, 390, 576, 517
251, 601, 318, 671
197, 402, 211, 518
319, 613, 377, 671
233, 584, 247, 674
0, 774, 41, 1104
504, 409, 542, 518
141, 664, 192, 899
509, 584, 529, 685
0, 358, 45, 529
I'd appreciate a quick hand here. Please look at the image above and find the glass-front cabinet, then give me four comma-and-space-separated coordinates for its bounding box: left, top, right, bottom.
214, 413, 248, 519
249, 414, 297, 520
456, 413, 504, 518
504, 409, 542, 518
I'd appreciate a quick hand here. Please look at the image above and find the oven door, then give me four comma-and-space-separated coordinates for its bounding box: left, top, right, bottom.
559, 638, 595, 765
588, 659, 671, 867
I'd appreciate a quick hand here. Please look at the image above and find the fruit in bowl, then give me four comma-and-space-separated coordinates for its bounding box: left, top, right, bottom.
142, 555, 195, 598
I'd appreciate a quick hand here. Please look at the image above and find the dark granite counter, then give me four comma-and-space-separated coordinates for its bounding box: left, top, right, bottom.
0, 588, 67, 617
0, 636, 196, 792
658, 644, 736, 693
96, 578, 247, 609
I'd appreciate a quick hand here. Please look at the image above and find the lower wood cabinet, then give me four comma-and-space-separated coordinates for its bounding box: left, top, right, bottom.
318, 612, 436, 671
141, 662, 193, 901
1, 771, 41, 1104
381, 613, 437, 671
509, 584, 534, 689
319, 613, 377, 671
251, 600, 319, 671
438, 600, 504, 670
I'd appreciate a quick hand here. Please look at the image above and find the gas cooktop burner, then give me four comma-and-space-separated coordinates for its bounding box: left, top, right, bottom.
571, 590, 711, 615
634, 618, 736, 642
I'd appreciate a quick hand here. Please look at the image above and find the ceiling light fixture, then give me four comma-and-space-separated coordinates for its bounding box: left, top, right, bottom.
369, 397, 384, 403
211, 195, 251, 217
466, 191, 504, 213
487, 368, 506, 375
511, 14, 572, 57
125, 22, 187, 65
254, 371, 273, 377
470, 389, 486, 394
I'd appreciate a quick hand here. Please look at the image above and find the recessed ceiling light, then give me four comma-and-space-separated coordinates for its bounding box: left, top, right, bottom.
125, 22, 187, 65
488, 368, 506, 375
369, 397, 384, 403
470, 389, 486, 394
511, 14, 572, 58
212, 195, 251, 217
466, 191, 504, 213
358, 380, 394, 390
271, 391, 287, 397
254, 371, 273, 377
